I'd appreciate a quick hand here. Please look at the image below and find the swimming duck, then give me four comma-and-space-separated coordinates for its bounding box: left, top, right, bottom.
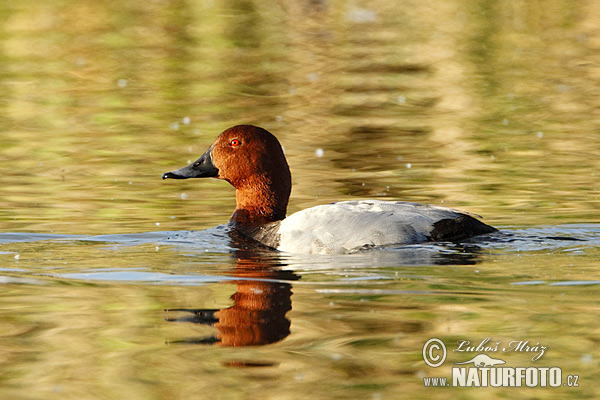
162, 125, 496, 254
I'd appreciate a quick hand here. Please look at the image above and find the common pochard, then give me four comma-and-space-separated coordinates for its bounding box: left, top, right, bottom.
162, 125, 496, 254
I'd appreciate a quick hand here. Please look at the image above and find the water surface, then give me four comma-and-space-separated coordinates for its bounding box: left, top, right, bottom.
1, 1, 599, 399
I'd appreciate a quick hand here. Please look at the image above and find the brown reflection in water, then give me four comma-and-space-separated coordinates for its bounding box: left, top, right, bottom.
165, 249, 297, 348
163, 234, 492, 350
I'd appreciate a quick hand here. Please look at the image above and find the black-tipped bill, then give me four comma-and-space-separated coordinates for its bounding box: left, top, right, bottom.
162, 147, 219, 180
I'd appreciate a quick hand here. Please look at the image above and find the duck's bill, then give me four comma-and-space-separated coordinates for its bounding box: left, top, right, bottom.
162, 148, 219, 179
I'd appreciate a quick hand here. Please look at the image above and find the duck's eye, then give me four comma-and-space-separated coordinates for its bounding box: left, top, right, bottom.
194, 162, 200, 167
230, 139, 241, 147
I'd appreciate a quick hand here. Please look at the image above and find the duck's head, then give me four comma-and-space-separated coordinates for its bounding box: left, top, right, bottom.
162, 125, 292, 225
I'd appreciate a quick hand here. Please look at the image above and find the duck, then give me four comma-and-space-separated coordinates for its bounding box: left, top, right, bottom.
162, 125, 497, 254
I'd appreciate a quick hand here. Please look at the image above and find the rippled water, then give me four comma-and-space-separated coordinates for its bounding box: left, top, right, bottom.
1, 1, 600, 399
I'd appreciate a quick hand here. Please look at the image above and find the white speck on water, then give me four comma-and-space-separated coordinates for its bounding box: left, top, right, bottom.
581, 354, 593, 364
397, 95, 406, 104
193, 129, 201, 135
155, 246, 160, 252
128, 181, 133, 185
288, 86, 297, 95
329, 302, 335, 306
347, 8, 377, 23
76, 58, 87, 67
155, 222, 160, 226
536, 131, 544, 138
187, 146, 193, 153
170, 122, 180, 131
14, 254, 20, 260
331, 353, 343, 361
117, 79, 128, 88
294, 373, 304, 381
396, 155, 403, 161
502, 118, 509, 126
406, 163, 412, 169
187, 160, 191, 164
361, 182, 365, 186
307, 72, 319, 82
315, 148, 324, 157
182, 116, 191, 125
180, 193, 188, 200
275, 115, 283, 122
491, 154, 495, 161
39, 162, 43, 166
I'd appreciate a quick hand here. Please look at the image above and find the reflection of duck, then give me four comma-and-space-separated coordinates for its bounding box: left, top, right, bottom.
163, 125, 496, 254
165, 251, 296, 347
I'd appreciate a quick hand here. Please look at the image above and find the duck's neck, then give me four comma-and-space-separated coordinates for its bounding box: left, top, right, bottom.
229, 176, 290, 232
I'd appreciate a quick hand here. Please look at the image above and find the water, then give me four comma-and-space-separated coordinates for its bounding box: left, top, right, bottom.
1, 1, 600, 399
2, 227, 599, 398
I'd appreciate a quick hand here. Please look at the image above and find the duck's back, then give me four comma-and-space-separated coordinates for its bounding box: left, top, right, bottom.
276, 200, 496, 254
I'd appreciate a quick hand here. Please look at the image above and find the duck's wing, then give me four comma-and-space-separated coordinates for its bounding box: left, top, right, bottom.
276, 200, 496, 254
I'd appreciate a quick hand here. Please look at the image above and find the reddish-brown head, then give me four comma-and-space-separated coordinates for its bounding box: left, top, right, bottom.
210, 125, 289, 191
163, 125, 291, 227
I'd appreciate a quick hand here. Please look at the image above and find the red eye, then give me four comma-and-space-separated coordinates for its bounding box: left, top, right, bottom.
230, 139, 241, 147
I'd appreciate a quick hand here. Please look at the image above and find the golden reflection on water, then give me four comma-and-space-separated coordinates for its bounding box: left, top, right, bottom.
1, 1, 600, 399
0, 241, 599, 398
0, 0, 598, 234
